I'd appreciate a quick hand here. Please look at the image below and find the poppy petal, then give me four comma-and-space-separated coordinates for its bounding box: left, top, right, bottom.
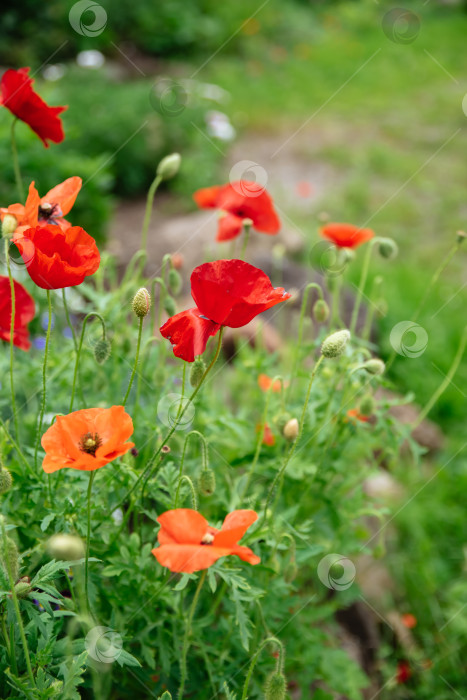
217, 212, 244, 242
213, 510, 258, 548
42, 176, 82, 216
157, 509, 209, 546
193, 185, 225, 209
160, 308, 220, 363
320, 223, 374, 249
152, 544, 226, 573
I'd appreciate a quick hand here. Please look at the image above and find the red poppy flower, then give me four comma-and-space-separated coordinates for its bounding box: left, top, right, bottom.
0, 68, 66, 147
258, 374, 284, 393
396, 660, 411, 684
347, 408, 371, 423
401, 613, 417, 629
13, 224, 100, 290
320, 223, 374, 249
1, 178, 82, 235
41, 406, 135, 474
257, 422, 275, 446
152, 508, 260, 573
160, 259, 290, 362
0, 276, 35, 351
193, 181, 280, 242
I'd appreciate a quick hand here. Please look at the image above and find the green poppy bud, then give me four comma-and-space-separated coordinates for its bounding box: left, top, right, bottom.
190, 357, 206, 387
312, 299, 329, 323
163, 295, 177, 317
1, 536, 19, 582
93, 337, 111, 365
0, 466, 12, 494
321, 329, 350, 358
283, 418, 299, 442
14, 578, 31, 598
47, 533, 85, 561
456, 230, 466, 245
378, 237, 398, 260
264, 671, 287, 700
168, 268, 182, 296
198, 468, 216, 496
359, 394, 374, 417
157, 153, 181, 181
132, 288, 151, 318
1, 214, 17, 237
362, 358, 385, 375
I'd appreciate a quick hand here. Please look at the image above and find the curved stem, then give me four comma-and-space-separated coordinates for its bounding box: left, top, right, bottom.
141, 174, 162, 254
85, 471, 96, 616
4, 238, 19, 438
10, 119, 24, 202
123, 316, 144, 406
174, 430, 209, 508
70, 313, 107, 412
350, 239, 376, 336
241, 637, 284, 700
35, 290, 52, 469
178, 570, 206, 700
175, 475, 198, 509
287, 283, 323, 400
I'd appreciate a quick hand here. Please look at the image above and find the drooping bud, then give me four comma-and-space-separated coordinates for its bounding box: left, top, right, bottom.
321, 329, 350, 358
359, 394, 374, 417
312, 299, 330, 323
156, 153, 181, 181
1, 536, 19, 582
163, 295, 177, 317
284, 559, 298, 583
2, 214, 17, 237
47, 534, 85, 561
168, 267, 182, 295
264, 671, 287, 700
378, 237, 398, 260
132, 288, 151, 318
283, 418, 299, 442
0, 466, 12, 494
362, 358, 385, 375
190, 356, 206, 387
198, 468, 216, 496
93, 337, 111, 365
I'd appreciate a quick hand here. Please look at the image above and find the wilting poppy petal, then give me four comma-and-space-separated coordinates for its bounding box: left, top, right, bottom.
320, 223, 374, 249
0, 276, 35, 350
160, 308, 220, 363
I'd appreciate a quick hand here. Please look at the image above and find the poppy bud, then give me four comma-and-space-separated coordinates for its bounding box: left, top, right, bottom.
284, 559, 298, 583
283, 418, 299, 442
163, 295, 177, 317
378, 237, 398, 260
321, 329, 350, 358
456, 230, 466, 244
168, 268, 182, 295
359, 394, 374, 416
47, 533, 85, 561
157, 153, 181, 181
198, 468, 216, 496
1, 536, 19, 582
0, 466, 12, 494
312, 299, 329, 323
2, 214, 17, 237
190, 357, 206, 387
14, 578, 31, 598
264, 671, 287, 700
132, 288, 151, 318
362, 358, 385, 375
93, 337, 111, 365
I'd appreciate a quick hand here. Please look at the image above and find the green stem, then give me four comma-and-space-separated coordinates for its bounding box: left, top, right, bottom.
158, 256, 171, 328
0, 417, 36, 478
240, 223, 251, 260
123, 316, 144, 406
85, 471, 96, 616
178, 570, 207, 700
10, 119, 24, 202
176, 475, 198, 509
35, 290, 52, 469
4, 238, 19, 438
241, 637, 285, 700
62, 289, 78, 352
174, 430, 209, 508
263, 355, 324, 521
70, 313, 106, 412
287, 283, 323, 400
141, 174, 162, 254
350, 239, 376, 336
1, 521, 35, 688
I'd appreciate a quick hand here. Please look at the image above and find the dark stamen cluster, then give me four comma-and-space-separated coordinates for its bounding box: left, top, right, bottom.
38, 202, 61, 221
78, 432, 102, 456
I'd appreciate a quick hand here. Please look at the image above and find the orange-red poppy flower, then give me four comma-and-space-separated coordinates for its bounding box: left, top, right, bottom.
320, 223, 374, 249
1, 178, 82, 235
193, 181, 280, 242
258, 374, 285, 393
257, 422, 275, 446
152, 508, 260, 573
0, 276, 35, 350
401, 613, 417, 629
0, 67, 66, 147
13, 224, 100, 290
41, 406, 134, 474
347, 409, 371, 423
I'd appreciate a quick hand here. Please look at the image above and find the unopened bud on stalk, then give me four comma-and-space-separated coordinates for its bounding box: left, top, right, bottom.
132, 288, 151, 318
312, 299, 329, 323
93, 337, 111, 365
157, 153, 181, 181
164, 295, 177, 317
190, 357, 206, 387
321, 329, 350, 358
378, 237, 398, 260
47, 534, 85, 561
283, 418, 299, 441
359, 394, 374, 417
456, 230, 466, 245
273, 412, 291, 433
362, 358, 385, 375
0, 466, 12, 494
284, 559, 298, 583
2, 214, 17, 237
264, 671, 287, 700
168, 268, 182, 295
198, 468, 216, 496
14, 577, 31, 598
1, 536, 19, 582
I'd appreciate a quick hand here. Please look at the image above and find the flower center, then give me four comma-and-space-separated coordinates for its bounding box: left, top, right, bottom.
201, 532, 214, 545
38, 202, 62, 222
78, 432, 102, 456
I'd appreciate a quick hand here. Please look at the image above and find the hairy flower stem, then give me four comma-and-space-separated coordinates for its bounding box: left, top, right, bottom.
35, 290, 52, 474
85, 471, 96, 617
241, 637, 285, 700
1, 520, 36, 688
350, 239, 376, 336
4, 238, 19, 438
287, 283, 323, 401
122, 316, 144, 406
140, 173, 162, 254
178, 569, 207, 700
263, 355, 324, 522
10, 119, 24, 201
69, 313, 107, 412
174, 430, 208, 507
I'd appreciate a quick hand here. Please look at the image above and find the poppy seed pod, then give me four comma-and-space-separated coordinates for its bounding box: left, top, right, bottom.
132, 288, 151, 318
283, 418, 299, 442
168, 267, 182, 295
163, 295, 177, 317
190, 357, 206, 387
47, 533, 85, 561
2, 214, 17, 237
1, 535, 19, 582
264, 671, 287, 700
198, 468, 216, 496
321, 329, 350, 358
378, 237, 398, 260
0, 466, 12, 494
312, 299, 330, 323
93, 337, 111, 365
157, 153, 181, 181
359, 394, 374, 417
362, 358, 385, 375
